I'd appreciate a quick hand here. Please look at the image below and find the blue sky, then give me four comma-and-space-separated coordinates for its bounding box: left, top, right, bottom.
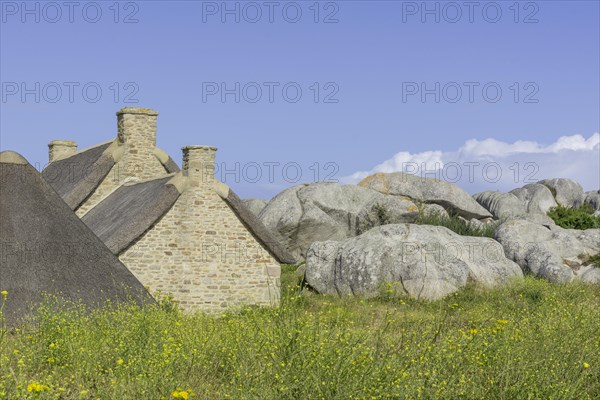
1, 0, 599, 198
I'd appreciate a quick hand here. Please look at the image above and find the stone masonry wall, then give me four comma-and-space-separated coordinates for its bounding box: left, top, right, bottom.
119, 146, 281, 312
119, 184, 281, 312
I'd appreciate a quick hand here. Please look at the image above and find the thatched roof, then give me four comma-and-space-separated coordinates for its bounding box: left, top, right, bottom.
161, 156, 180, 173
0, 151, 153, 326
42, 141, 180, 210
81, 172, 296, 264
82, 176, 182, 254
42, 142, 115, 210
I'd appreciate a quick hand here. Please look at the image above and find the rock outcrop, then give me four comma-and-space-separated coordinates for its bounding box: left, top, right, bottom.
494, 219, 600, 283
305, 224, 523, 300
538, 178, 584, 208
359, 172, 492, 219
258, 183, 419, 259
242, 198, 268, 216
473, 191, 527, 219
421, 203, 449, 219
510, 183, 558, 215
583, 190, 600, 211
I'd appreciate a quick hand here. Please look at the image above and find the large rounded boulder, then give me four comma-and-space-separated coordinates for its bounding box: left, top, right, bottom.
359, 172, 492, 219
538, 178, 584, 208
473, 191, 527, 219
242, 198, 268, 216
305, 224, 523, 301
583, 190, 600, 211
258, 183, 419, 259
494, 219, 600, 283
510, 183, 558, 215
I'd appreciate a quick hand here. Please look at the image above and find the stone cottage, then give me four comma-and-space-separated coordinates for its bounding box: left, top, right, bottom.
42, 107, 179, 217
42, 108, 295, 312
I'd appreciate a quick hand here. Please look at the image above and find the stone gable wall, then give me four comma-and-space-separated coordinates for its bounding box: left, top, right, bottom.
119, 182, 281, 312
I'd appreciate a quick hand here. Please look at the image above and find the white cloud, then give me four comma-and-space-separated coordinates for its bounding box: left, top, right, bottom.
343, 133, 600, 193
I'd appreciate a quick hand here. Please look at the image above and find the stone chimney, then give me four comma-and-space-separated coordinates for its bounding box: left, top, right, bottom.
117, 107, 158, 146
116, 107, 159, 180
182, 145, 217, 187
48, 140, 77, 162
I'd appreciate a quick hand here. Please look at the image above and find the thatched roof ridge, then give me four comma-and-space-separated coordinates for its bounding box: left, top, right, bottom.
162, 156, 180, 173
153, 147, 180, 173
82, 175, 182, 254
42, 139, 180, 210
42, 141, 116, 210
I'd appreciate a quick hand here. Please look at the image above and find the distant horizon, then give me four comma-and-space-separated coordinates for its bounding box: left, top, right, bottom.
7, 128, 598, 201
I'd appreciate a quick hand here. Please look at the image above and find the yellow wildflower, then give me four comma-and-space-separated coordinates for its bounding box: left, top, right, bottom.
1, 290, 7, 299
172, 389, 194, 399
26, 382, 49, 393
583, 362, 590, 368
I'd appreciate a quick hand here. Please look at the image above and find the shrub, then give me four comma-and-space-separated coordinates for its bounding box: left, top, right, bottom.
582, 253, 600, 268
547, 204, 600, 230
415, 208, 498, 237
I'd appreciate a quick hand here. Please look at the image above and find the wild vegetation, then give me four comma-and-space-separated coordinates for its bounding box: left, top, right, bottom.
547, 204, 600, 230
358, 202, 498, 237
1, 267, 599, 399
415, 208, 498, 237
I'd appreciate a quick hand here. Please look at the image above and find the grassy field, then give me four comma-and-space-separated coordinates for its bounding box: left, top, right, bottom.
1, 266, 599, 399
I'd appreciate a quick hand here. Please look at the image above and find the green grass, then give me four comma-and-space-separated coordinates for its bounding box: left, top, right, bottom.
547, 204, 600, 230
415, 209, 498, 237
1, 269, 599, 399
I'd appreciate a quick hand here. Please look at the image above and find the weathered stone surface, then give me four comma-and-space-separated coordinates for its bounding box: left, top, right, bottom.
469, 218, 486, 229
579, 265, 600, 284
494, 219, 600, 283
305, 224, 523, 301
359, 172, 492, 219
421, 203, 449, 219
508, 213, 556, 226
242, 198, 268, 216
538, 178, 584, 208
583, 190, 600, 211
258, 183, 419, 259
473, 191, 527, 219
510, 184, 558, 215
356, 193, 420, 234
